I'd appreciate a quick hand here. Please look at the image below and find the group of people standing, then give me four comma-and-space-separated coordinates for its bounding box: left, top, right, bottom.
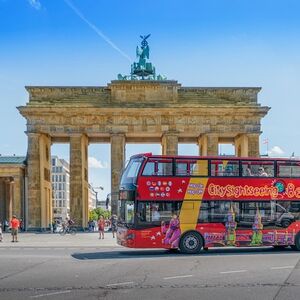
0, 214, 118, 242
0, 215, 21, 242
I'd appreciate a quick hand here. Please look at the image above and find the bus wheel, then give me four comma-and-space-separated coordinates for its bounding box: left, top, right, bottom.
291, 233, 300, 251
179, 231, 203, 254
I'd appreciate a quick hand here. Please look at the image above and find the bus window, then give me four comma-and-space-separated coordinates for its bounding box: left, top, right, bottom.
142, 159, 173, 176
121, 157, 144, 185
277, 161, 300, 177
289, 202, 300, 213
190, 160, 208, 176
210, 160, 239, 177
157, 160, 173, 176
142, 161, 155, 175
118, 200, 134, 225
241, 161, 274, 177
137, 201, 182, 226
175, 161, 189, 175
175, 159, 208, 176
198, 201, 232, 223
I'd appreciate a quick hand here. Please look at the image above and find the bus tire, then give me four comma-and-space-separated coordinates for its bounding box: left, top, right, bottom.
291, 233, 300, 251
179, 231, 203, 254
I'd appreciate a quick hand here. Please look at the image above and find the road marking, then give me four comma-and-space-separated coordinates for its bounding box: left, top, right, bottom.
30, 290, 71, 298
164, 275, 193, 280
220, 270, 247, 274
271, 266, 294, 270
106, 281, 135, 287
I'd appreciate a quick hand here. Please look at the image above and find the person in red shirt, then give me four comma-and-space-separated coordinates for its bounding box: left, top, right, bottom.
10, 215, 20, 242
98, 216, 105, 239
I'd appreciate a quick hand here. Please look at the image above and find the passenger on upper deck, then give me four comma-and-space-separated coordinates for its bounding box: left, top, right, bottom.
258, 166, 268, 177
246, 164, 253, 176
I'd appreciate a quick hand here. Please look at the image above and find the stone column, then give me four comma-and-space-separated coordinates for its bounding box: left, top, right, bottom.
12, 176, 22, 219
161, 132, 178, 155
70, 134, 89, 228
198, 135, 207, 156
110, 134, 125, 215
5, 179, 13, 221
235, 134, 249, 157
248, 133, 260, 157
27, 133, 52, 230
198, 134, 218, 156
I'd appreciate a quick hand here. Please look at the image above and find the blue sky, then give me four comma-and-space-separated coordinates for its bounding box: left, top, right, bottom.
1, 0, 300, 199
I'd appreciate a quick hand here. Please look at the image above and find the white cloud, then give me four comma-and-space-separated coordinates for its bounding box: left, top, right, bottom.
88, 157, 108, 169
28, 0, 41, 10
268, 146, 285, 157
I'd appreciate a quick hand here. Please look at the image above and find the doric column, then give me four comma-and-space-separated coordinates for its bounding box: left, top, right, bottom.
110, 134, 126, 215
248, 133, 260, 157
235, 134, 249, 157
5, 179, 13, 221
12, 176, 23, 220
27, 133, 52, 230
161, 132, 178, 155
198, 134, 218, 156
70, 134, 89, 228
198, 135, 207, 156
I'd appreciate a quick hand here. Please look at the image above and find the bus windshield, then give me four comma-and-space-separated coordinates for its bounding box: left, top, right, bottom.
118, 200, 134, 226
120, 157, 144, 187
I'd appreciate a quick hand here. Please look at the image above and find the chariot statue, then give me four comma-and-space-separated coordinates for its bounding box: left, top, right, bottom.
117, 34, 166, 81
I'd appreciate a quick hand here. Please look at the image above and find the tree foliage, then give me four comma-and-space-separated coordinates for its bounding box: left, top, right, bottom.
89, 207, 111, 221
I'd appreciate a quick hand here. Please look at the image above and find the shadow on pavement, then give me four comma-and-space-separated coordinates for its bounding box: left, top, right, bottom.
71, 247, 297, 260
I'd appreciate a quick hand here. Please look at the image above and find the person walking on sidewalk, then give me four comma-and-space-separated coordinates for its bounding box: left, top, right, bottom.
3, 219, 8, 232
98, 216, 105, 239
110, 214, 117, 238
10, 215, 20, 243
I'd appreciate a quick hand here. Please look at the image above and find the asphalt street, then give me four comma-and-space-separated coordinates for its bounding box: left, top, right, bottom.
0, 233, 299, 300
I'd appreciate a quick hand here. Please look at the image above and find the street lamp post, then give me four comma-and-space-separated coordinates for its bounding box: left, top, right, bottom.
93, 186, 104, 208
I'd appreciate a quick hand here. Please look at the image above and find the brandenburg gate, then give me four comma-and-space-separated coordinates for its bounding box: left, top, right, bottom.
18, 36, 270, 230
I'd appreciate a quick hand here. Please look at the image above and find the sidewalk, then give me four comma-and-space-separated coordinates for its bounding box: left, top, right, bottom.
0, 232, 120, 248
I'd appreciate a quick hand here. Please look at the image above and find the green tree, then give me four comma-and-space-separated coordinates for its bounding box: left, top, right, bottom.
89, 207, 111, 221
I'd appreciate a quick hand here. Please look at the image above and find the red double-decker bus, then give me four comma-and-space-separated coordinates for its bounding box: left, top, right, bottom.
117, 153, 300, 253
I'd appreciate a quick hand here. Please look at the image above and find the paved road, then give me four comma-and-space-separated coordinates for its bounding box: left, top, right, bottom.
0, 233, 299, 300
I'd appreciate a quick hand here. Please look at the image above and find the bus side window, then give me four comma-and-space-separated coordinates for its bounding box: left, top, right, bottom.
277, 161, 300, 177
142, 162, 155, 175
157, 160, 173, 176
242, 161, 274, 177
191, 160, 208, 176
211, 160, 238, 177
176, 162, 189, 175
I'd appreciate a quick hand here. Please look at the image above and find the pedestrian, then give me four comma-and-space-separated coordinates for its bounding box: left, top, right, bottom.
52, 220, 57, 233
0, 221, 3, 242
3, 219, 8, 232
10, 215, 20, 242
110, 214, 117, 238
98, 216, 105, 239
88, 220, 93, 232
19, 219, 23, 231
